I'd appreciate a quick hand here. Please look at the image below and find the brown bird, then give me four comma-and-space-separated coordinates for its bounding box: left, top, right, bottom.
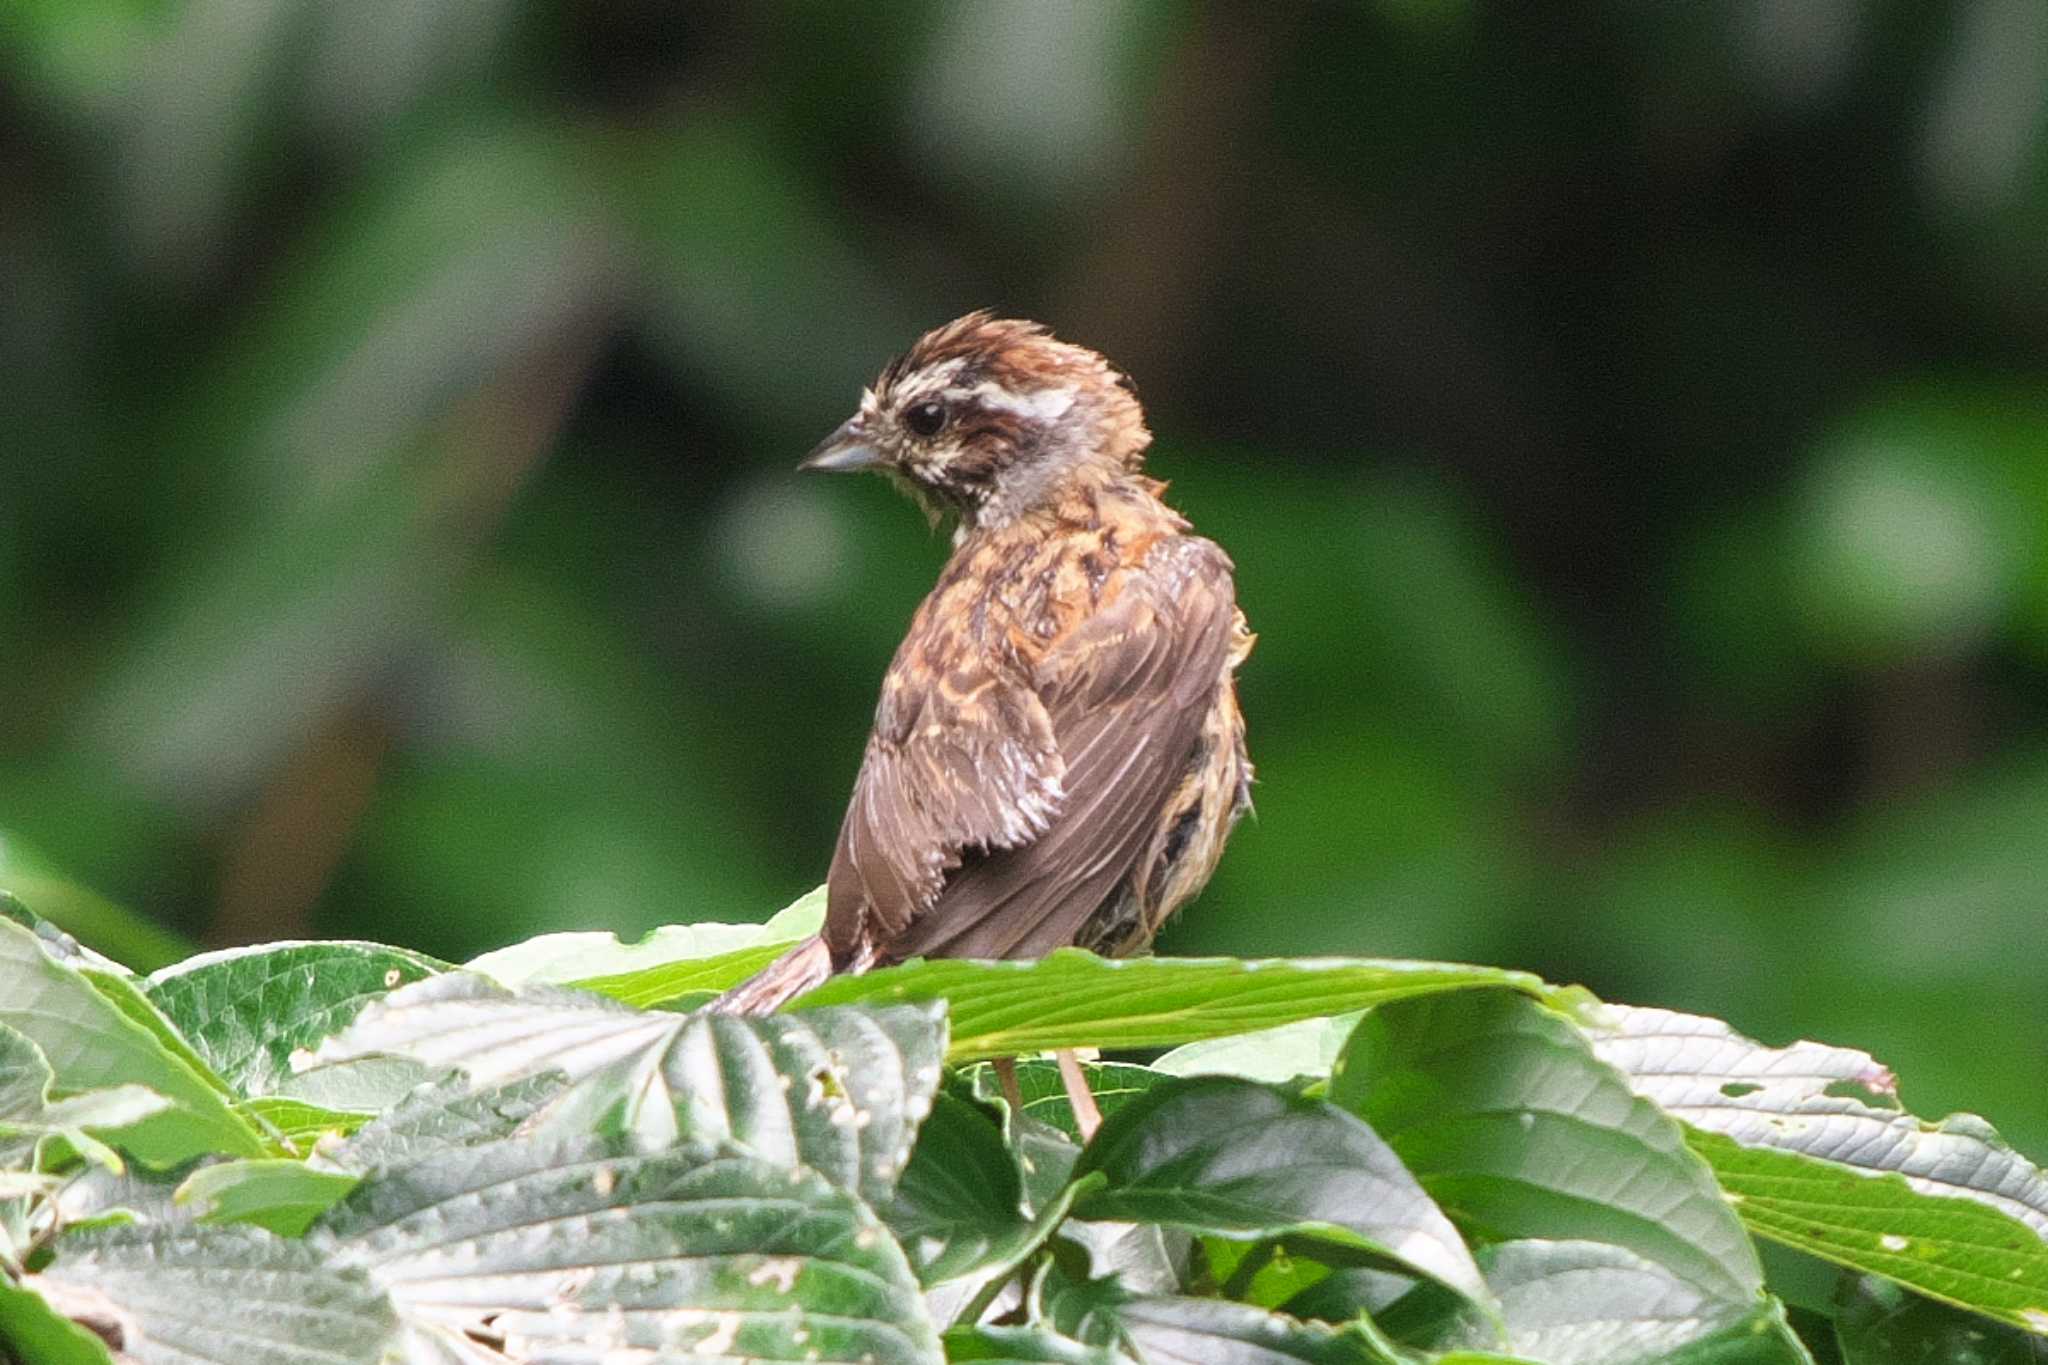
719, 312, 1252, 1130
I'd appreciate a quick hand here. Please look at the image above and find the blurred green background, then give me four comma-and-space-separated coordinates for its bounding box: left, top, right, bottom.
3, 3, 2045, 1151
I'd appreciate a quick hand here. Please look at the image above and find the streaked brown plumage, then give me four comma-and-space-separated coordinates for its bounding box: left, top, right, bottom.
719, 312, 1252, 1015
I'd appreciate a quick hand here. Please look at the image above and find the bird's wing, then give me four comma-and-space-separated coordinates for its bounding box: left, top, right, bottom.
822, 616, 1066, 961
883, 536, 1241, 962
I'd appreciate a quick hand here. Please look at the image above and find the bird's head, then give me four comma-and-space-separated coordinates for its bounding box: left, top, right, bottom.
800, 311, 1150, 529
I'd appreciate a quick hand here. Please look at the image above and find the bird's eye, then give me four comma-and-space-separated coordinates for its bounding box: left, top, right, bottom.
904, 400, 948, 438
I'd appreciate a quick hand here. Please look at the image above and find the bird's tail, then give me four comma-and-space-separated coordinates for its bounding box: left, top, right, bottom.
710, 934, 834, 1015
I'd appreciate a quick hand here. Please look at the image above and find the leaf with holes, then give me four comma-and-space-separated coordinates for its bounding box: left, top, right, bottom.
315, 1070, 572, 1175
319, 1133, 942, 1364
145, 941, 444, 1095
1588, 1004, 2048, 1332
34, 1224, 398, 1365
301, 973, 946, 1205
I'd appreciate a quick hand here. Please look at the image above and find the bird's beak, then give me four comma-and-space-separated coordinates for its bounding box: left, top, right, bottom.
799, 417, 884, 473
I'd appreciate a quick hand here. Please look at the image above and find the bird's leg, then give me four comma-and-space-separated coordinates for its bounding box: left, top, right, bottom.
1056, 1048, 1102, 1142
992, 1056, 1026, 1120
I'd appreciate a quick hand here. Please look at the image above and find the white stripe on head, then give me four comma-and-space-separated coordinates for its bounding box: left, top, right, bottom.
963, 381, 1076, 422
892, 357, 969, 403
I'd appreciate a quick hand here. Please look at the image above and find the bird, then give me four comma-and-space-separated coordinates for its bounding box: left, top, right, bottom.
716, 311, 1253, 1134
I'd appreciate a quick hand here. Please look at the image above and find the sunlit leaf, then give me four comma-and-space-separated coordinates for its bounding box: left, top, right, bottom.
1331, 990, 1762, 1307
1590, 1004, 2048, 1330
789, 949, 1546, 1061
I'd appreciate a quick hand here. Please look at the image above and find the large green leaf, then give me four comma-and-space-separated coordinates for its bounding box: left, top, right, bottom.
144, 941, 444, 1095
1691, 1132, 2048, 1336
1588, 1005, 2048, 1332
0, 918, 263, 1165
1039, 1272, 1396, 1364
1385, 1240, 1814, 1364
1330, 990, 1762, 1308
1069, 1075, 1490, 1310
787, 950, 1544, 1061
302, 973, 946, 1205
319, 1134, 943, 1364
33, 1224, 398, 1365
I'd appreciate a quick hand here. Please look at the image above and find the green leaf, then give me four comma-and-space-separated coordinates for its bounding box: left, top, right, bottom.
1833, 1274, 2048, 1363
969, 1059, 1170, 1142
1039, 1272, 1397, 1363
944, 1323, 1126, 1362
303, 973, 946, 1205
1389, 1240, 1814, 1363
1691, 1132, 2048, 1336
1330, 990, 1762, 1307
272, 1056, 433, 1113
319, 1134, 943, 1364
144, 941, 444, 1096
1588, 1005, 2048, 1332
561, 888, 831, 1002
0, 1021, 171, 1169
35, 1224, 398, 1365
479, 884, 828, 1003
887, 1090, 1031, 1285
1070, 1074, 1490, 1309
234, 1096, 369, 1156
317, 1070, 572, 1175
470, 922, 776, 988
0, 894, 136, 977
1153, 1013, 1365, 1084
175, 1159, 360, 1237
0, 918, 264, 1165
573, 940, 799, 1008
0, 1275, 120, 1365
789, 949, 1545, 1061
